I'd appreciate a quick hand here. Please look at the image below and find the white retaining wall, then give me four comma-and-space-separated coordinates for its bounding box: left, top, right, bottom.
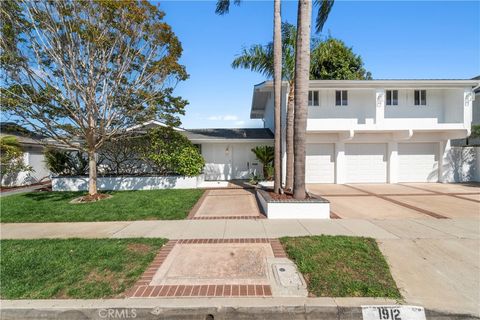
52, 175, 202, 191
256, 190, 331, 219
443, 146, 480, 183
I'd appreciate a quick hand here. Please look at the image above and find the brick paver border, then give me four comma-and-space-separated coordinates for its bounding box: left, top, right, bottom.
398, 183, 480, 203
127, 238, 286, 298
186, 190, 210, 219
330, 211, 341, 219
342, 184, 449, 219
191, 215, 266, 220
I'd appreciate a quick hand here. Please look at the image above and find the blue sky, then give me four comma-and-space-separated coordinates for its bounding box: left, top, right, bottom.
158, 0, 480, 129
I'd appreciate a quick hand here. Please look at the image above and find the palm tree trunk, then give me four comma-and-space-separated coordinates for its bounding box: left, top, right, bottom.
273, 0, 282, 194
285, 81, 295, 191
293, 0, 311, 200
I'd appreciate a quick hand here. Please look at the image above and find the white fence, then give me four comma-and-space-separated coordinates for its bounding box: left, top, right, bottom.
52, 175, 204, 191
443, 146, 480, 183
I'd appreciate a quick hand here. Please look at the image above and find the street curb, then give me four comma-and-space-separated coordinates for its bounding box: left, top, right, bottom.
1, 298, 478, 320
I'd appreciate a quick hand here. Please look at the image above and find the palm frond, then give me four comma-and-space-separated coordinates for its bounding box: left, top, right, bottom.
232, 44, 274, 79
314, 0, 334, 33
215, 0, 241, 15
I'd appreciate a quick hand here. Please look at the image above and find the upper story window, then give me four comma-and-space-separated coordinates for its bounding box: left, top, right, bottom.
414, 90, 426, 106
386, 90, 398, 106
308, 90, 319, 106
335, 90, 348, 106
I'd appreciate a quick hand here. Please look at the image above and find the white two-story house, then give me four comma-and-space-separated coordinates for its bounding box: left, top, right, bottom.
251, 79, 479, 184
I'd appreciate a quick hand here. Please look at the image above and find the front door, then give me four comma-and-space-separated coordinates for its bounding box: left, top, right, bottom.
202, 144, 233, 180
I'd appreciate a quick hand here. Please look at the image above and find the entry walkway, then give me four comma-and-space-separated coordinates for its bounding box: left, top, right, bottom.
1, 218, 478, 240
187, 189, 264, 219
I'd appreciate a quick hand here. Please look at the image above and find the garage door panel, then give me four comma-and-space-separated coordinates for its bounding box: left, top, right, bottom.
398, 143, 438, 182
306, 143, 335, 183
345, 143, 387, 183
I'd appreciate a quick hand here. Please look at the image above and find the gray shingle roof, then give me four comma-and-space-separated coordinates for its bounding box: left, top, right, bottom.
183, 128, 274, 140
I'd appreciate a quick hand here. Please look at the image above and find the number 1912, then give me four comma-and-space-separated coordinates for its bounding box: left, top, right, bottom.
378, 307, 401, 320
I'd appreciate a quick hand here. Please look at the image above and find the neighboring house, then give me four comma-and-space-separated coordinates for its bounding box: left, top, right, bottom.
0, 123, 50, 186
252, 79, 479, 183
128, 120, 274, 180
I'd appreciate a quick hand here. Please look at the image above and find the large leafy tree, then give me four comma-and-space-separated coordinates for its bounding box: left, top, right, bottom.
1, 0, 188, 197
310, 38, 371, 80
216, 0, 283, 194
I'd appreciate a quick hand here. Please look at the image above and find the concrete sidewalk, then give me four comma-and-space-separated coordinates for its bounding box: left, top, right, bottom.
1, 218, 478, 240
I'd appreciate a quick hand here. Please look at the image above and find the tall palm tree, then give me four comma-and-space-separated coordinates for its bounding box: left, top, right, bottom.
293, 0, 312, 199
216, 0, 283, 194
232, 22, 297, 191
293, 0, 334, 199
272, 0, 282, 194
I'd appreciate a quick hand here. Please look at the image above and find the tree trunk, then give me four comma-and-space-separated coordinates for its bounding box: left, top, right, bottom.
285, 81, 295, 191
273, 0, 282, 194
88, 150, 97, 196
293, 0, 311, 200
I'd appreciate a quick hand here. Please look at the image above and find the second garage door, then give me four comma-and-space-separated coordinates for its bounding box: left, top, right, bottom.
398, 143, 438, 182
306, 143, 335, 183
345, 143, 387, 183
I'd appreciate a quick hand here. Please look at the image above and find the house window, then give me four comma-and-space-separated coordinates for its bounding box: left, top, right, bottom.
335, 90, 348, 106
386, 90, 398, 106
414, 90, 426, 106
308, 90, 319, 106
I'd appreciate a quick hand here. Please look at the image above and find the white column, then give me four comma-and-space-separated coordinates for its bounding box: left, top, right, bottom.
438, 140, 451, 183
375, 89, 385, 125
464, 89, 473, 131
335, 142, 346, 184
387, 141, 398, 183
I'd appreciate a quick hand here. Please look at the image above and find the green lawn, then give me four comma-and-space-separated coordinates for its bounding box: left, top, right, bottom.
0, 189, 204, 222
280, 235, 401, 299
0, 238, 166, 299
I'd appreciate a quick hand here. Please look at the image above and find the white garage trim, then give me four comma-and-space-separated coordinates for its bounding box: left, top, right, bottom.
345, 143, 387, 183
306, 143, 335, 183
398, 142, 439, 182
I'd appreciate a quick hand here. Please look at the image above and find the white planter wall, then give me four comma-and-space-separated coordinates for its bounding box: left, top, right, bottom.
52, 175, 202, 191
256, 190, 330, 219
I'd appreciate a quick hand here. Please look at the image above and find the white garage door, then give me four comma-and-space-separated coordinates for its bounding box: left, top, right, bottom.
306, 143, 335, 183
345, 143, 387, 183
398, 143, 438, 182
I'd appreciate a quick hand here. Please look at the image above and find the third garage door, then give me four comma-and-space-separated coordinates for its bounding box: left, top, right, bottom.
398, 143, 438, 182
345, 143, 387, 183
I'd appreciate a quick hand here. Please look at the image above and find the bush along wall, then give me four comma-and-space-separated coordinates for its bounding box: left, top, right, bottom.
46, 127, 205, 178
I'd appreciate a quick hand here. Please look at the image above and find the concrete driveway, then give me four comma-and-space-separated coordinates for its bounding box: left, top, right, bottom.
308, 183, 480, 220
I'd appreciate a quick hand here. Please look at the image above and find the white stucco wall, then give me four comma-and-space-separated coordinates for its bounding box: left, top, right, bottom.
305, 88, 467, 131
52, 175, 201, 191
